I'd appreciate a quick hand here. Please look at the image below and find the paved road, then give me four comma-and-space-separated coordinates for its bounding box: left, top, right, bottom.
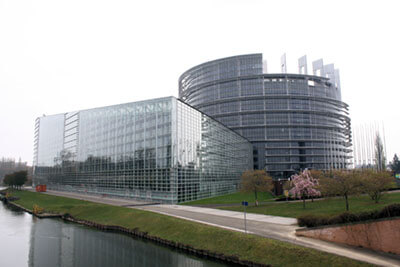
42, 190, 400, 266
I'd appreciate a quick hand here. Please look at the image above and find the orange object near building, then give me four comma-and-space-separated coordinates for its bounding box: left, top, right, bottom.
35, 184, 47, 192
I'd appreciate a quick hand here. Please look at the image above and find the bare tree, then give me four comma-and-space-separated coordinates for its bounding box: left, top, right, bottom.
374, 133, 386, 171
320, 169, 362, 211
361, 169, 393, 203
241, 170, 273, 206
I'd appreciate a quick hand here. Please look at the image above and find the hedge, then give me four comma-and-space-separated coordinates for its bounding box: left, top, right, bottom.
297, 203, 400, 228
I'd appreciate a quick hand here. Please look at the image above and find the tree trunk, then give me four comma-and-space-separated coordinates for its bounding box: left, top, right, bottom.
254, 190, 258, 206
375, 192, 380, 203
345, 193, 349, 211
303, 197, 306, 209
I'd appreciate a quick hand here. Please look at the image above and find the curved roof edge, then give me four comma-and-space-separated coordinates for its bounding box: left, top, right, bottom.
179, 53, 262, 82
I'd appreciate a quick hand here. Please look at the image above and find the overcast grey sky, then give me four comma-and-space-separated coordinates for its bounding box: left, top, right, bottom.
1, 0, 399, 165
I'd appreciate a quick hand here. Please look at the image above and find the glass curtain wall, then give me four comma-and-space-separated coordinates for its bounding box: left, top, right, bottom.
33, 97, 252, 203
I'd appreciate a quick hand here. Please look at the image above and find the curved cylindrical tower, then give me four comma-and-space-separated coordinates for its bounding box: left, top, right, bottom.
179, 54, 352, 178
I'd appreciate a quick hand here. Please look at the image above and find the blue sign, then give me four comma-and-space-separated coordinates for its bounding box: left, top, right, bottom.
241, 201, 248, 206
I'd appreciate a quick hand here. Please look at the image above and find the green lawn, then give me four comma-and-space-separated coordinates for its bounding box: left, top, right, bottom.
5, 189, 371, 267
181, 191, 275, 205
218, 192, 400, 218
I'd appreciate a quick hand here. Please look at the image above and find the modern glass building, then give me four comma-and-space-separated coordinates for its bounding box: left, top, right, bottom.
33, 97, 253, 203
179, 54, 352, 178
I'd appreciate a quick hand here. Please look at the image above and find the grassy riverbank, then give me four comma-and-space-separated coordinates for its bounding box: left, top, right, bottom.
218, 192, 400, 218
7, 190, 371, 267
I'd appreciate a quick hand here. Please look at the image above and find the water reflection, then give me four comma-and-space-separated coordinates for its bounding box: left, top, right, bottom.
0, 203, 32, 267
0, 203, 225, 267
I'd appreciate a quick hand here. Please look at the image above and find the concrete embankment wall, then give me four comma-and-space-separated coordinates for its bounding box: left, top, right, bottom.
296, 217, 400, 255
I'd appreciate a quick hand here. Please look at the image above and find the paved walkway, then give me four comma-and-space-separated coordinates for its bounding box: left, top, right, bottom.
42, 190, 400, 266
148, 204, 297, 225
42, 190, 157, 206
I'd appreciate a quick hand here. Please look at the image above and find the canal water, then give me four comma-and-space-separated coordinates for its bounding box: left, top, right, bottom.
0, 203, 227, 267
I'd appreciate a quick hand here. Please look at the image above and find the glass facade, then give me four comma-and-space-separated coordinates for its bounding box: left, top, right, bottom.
179, 54, 352, 178
33, 97, 253, 203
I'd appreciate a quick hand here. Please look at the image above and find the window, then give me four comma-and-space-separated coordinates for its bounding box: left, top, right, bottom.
241, 79, 263, 96
241, 100, 264, 111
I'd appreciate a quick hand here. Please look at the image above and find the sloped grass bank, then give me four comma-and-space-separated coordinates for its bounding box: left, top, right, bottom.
8, 190, 371, 267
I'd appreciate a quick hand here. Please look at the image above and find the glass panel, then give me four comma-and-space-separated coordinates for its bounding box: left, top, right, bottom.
33, 97, 252, 204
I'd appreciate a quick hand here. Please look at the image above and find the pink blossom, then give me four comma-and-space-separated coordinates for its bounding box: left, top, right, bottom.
289, 169, 321, 199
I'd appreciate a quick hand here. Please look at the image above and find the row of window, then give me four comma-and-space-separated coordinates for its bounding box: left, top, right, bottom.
187, 80, 340, 104
180, 55, 262, 90
200, 99, 345, 115
238, 127, 346, 140
217, 113, 344, 128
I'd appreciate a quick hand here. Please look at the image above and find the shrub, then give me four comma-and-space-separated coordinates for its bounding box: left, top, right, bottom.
33, 204, 44, 215
297, 214, 320, 227
357, 210, 379, 221
5, 191, 12, 199
338, 212, 359, 223
297, 204, 400, 228
275, 195, 323, 202
378, 204, 400, 218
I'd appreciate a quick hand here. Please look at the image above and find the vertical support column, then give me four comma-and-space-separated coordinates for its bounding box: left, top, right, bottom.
281, 53, 287, 73
312, 59, 325, 77
262, 60, 268, 74
335, 69, 342, 100
298, 55, 308, 74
